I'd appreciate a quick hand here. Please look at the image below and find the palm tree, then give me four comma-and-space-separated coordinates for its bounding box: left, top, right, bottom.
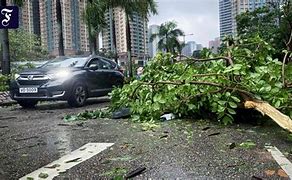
85, 0, 157, 77
122, 0, 158, 77
107, 1, 120, 63
1, 0, 23, 75
150, 21, 184, 53
83, 0, 106, 55
56, 0, 64, 56
176, 41, 186, 57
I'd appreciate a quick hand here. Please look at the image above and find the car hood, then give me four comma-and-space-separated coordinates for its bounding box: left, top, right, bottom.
19, 67, 78, 75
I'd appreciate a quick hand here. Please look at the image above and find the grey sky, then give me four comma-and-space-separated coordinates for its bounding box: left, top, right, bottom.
149, 0, 219, 47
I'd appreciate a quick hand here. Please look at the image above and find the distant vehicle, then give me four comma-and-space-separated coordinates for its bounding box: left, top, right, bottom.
10, 56, 124, 108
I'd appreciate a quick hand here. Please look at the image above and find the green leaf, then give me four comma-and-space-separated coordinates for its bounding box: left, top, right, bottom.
239, 141, 256, 149
222, 115, 233, 125
274, 100, 281, 108
229, 102, 238, 108
38, 173, 49, 179
63, 115, 78, 122
188, 104, 196, 110
227, 108, 236, 115
218, 101, 226, 105
231, 96, 241, 103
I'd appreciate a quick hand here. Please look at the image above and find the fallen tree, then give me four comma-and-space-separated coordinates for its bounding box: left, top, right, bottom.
110, 36, 292, 132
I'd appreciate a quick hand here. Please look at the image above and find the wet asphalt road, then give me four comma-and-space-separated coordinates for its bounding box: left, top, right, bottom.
0, 98, 292, 180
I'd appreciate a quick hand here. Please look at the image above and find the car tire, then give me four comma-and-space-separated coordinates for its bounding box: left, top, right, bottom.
18, 100, 38, 109
68, 82, 87, 107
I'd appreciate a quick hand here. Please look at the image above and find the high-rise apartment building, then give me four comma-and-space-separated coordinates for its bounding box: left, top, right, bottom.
148, 25, 160, 58
219, 0, 233, 38
219, 0, 272, 38
182, 41, 197, 57
39, 0, 90, 55
196, 44, 203, 51
7, 0, 41, 36
209, 37, 220, 54
8, 0, 89, 55
102, 7, 149, 66
231, 0, 270, 34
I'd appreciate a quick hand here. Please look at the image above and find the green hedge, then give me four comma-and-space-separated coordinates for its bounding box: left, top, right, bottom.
0, 75, 9, 92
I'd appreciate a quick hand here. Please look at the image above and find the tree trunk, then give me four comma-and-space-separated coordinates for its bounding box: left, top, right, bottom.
92, 34, 97, 55
95, 33, 99, 55
109, 8, 118, 63
244, 100, 292, 133
126, 15, 133, 77
1, 0, 10, 75
56, 0, 64, 56
87, 22, 96, 55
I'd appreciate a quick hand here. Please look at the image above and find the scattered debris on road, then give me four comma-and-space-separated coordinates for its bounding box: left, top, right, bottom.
228, 142, 236, 149
160, 113, 175, 121
202, 126, 211, 131
125, 167, 146, 179
208, 132, 221, 137
112, 108, 131, 119
65, 157, 81, 163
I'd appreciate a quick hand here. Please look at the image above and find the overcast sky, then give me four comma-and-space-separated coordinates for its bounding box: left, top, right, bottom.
149, 0, 219, 47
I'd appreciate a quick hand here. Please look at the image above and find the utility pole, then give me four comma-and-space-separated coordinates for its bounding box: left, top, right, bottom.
1, 0, 11, 75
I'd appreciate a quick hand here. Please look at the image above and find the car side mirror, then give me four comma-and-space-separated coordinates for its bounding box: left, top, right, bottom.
88, 64, 99, 71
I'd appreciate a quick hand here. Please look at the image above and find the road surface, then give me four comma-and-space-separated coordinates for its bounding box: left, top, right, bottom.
0, 98, 291, 179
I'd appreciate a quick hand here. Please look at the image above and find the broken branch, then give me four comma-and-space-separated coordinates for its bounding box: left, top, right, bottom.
244, 100, 292, 133
282, 52, 289, 87
177, 55, 234, 66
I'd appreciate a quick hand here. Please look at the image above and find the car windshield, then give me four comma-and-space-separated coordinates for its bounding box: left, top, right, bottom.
40, 57, 88, 68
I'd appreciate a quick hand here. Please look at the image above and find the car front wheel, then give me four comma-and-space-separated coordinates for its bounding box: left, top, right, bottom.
68, 83, 87, 107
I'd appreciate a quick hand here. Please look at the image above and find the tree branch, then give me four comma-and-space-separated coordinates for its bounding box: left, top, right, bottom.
177, 89, 223, 109
282, 52, 289, 87
176, 55, 234, 66
286, 30, 292, 49
142, 80, 253, 97
193, 73, 225, 78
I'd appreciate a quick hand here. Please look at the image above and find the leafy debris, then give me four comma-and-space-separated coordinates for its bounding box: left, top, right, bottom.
239, 140, 256, 149
63, 108, 110, 122
101, 168, 127, 177
38, 172, 49, 179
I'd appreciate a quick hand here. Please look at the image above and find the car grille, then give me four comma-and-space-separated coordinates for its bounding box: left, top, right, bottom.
17, 92, 47, 97
17, 74, 49, 86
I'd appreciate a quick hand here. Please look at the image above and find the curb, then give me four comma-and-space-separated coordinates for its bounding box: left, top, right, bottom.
0, 91, 16, 107
0, 100, 17, 107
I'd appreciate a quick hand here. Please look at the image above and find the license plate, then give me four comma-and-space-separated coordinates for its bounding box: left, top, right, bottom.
19, 87, 38, 93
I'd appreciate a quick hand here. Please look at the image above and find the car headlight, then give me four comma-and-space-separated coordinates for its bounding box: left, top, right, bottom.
47, 70, 70, 80
14, 73, 20, 80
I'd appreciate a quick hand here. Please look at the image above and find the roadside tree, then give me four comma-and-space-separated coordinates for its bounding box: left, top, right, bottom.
150, 21, 184, 54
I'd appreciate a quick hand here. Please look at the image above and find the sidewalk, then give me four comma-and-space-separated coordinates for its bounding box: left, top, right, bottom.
0, 91, 16, 106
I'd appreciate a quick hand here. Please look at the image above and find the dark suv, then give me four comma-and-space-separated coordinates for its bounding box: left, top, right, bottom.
10, 55, 124, 108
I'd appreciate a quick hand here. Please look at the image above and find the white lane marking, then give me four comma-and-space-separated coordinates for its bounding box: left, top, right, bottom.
20, 143, 114, 180
266, 146, 292, 178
